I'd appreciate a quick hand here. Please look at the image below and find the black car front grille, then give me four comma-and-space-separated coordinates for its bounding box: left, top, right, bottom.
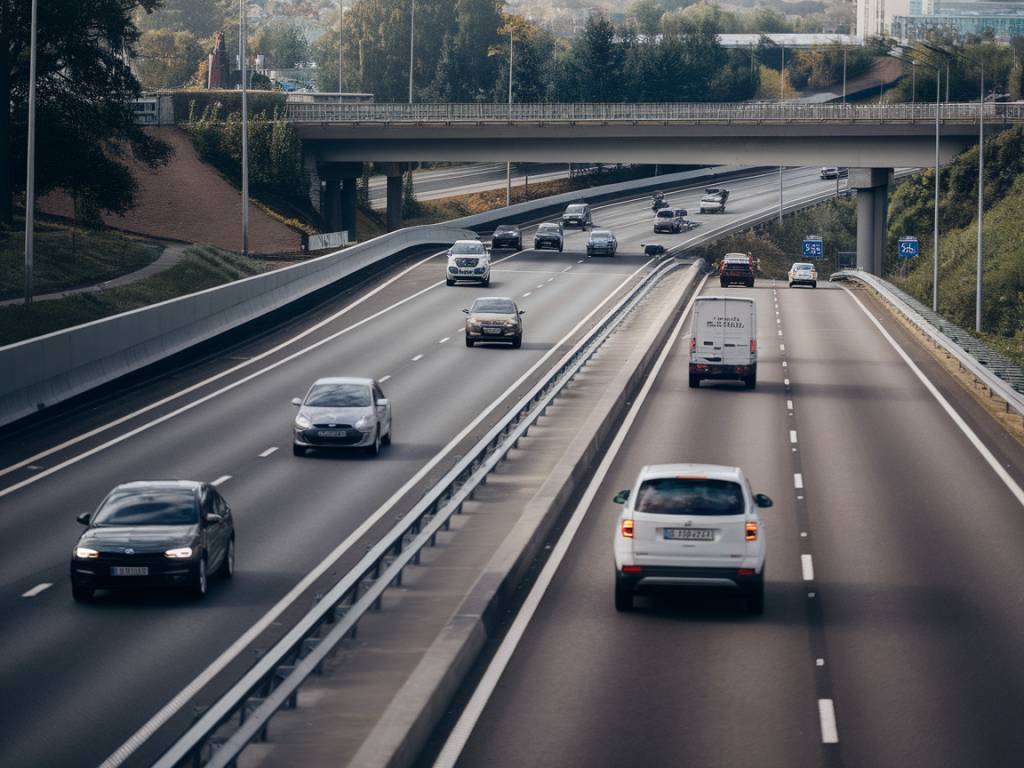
96, 552, 170, 567
312, 422, 353, 429
455, 258, 479, 268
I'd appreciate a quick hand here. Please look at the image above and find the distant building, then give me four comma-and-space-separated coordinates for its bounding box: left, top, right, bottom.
892, 7, 1024, 39
857, 0, 912, 38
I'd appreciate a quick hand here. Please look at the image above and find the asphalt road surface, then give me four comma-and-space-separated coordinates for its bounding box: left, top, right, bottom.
445, 275, 1024, 768
0, 167, 845, 768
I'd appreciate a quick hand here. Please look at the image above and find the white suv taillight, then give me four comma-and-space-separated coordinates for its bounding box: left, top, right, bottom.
621, 519, 634, 538
745, 521, 758, 541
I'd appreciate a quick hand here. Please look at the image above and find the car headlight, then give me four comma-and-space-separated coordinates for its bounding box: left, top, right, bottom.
295, 413, 312, 429
75, 547, 99, 559
467, 322, 481, 331
165, 547, 194, 559
355, 414, 374, 430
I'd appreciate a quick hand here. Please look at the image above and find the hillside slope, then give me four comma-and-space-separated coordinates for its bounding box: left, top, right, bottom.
40, 127, 300, 255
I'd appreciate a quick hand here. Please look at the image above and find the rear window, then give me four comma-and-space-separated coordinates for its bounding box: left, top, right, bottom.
656, 210, 674, 218
635, 478, 745, 516
793, 263, 813, 270
94, 489, 198, 526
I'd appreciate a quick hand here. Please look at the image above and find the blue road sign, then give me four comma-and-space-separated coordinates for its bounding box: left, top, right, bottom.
802, 237, 824, 259
898, 236, 920, 258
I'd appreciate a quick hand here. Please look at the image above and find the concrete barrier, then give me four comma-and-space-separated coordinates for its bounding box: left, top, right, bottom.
0, 224, 474, 427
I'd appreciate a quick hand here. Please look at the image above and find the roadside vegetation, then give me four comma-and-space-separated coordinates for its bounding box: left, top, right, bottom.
0, 219, 161, 302
0, 245, 279, 346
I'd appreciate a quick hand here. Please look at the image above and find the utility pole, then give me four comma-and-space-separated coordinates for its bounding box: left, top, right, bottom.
778, 166, 784, 224
842, 47, 847, 103
780, 45, 785, 101
24, 0, 38, 304
933, 67, 941, 312
408, 0, 415, 104
240, 0, 249, 258
976, 62, 984, 332
338, 2, 344, 91
912, 60, 917, 106
506, 27, 513, 207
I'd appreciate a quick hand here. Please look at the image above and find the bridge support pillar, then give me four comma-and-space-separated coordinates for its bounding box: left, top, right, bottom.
317, 162, 362, 242
849, 168, 892, 275
378, 163, 407, 232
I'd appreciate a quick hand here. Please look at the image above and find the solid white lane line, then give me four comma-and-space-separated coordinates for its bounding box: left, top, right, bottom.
790, 430, 798, 444
21, 582, 52, 598
258, 447, 278, 458
433, 273, 710, 768
211, 475, 231, 486
439, 337, 450, 344
794, 473, 804, 489
787, 399, 794, 410
819, 699, 840, 743
379, 375, 391, 383
411, 354, 424, 362
101, 252, 664, 768
801, 554, 815, 581
841, 286, 1024, 509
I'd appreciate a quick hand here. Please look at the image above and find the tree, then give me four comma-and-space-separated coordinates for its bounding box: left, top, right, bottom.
558, 14, 624, 102
136, 0, 228, 38
491, 15, 556, 103
251, 20, 310, 70
135, 29, 204, 90
447, 0, 502, 101
2, 0, 171, 224
628, 0, 664, 37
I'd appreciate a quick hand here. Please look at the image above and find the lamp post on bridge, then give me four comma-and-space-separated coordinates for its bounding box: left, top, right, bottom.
240, 0, 249, 258
23, 0, 39, 304
507, 26, 513, 207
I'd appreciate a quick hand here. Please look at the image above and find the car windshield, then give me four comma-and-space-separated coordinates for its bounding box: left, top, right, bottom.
472, 298, 515, 314
565, 205, 586, 213
306, 383, 371, 407
656, 210, 674, 218
538, 224, 560, 233
451, 242, 484, 255
93, 488, 198, 526
793, 263, 814, 270
635, 478, 744, 516
495, 226, 517, 234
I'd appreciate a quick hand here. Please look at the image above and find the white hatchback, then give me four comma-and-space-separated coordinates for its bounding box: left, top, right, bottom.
613, 463, 773, 614
789, 262, 818, 288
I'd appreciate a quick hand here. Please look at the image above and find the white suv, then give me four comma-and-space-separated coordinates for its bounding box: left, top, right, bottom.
446, 240, 491, 286
612, 463, 773, 614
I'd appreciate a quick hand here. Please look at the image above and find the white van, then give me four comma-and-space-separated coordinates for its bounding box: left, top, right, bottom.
688, 296, 757, 389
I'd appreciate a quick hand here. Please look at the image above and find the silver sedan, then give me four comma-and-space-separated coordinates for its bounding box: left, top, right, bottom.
291, 377, 392, 457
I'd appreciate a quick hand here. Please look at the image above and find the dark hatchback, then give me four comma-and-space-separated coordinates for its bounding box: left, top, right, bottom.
70, 480, 234, 601
491, 224, 522, 250
720, 258, 755, 288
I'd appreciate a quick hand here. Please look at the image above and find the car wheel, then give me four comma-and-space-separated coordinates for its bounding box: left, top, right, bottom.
515, 241, 522, 251
292, 443, 305, 457
747, 279, 755, 288
220, 536, 235, 579
71, 582, 94, 602
481, 277, 490, 288
586, 249, 593, 257
745, 574, 765, 615
465, 336, 475, 348
190, 556, 208, 599
744, 373, 757, 390
558, 244, 563, 252
720, 280, 728, 287
689, 373, 700, 388
812, 281, 817, 288
368, 428, 382, 457
512, 335, 522, 349
615, 575, 634, 612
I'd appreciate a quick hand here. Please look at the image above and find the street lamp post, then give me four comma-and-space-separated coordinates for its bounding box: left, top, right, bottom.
506, 28, 513, 207
408, 0, 415, 104
338, 3, 345, 91
240, 0, 249, 258
976, 63, 984, 332
842, 47, 847, 104
911, 60, 917, 106
23, 0, 38, 304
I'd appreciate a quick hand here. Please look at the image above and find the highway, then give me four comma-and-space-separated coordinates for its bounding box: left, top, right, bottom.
366, 162, 579, 207
0, 167, 846, 768
441, 275, 1024, 766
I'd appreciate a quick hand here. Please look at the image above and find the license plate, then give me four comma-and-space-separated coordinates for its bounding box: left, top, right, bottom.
317, 429, 346, 438
483, 327, 501, 335
664, 528, 714, 541
111, 566, 149, 576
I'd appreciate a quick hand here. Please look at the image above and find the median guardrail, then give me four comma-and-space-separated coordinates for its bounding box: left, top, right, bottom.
832, 270, 1024, 420
153, 251, 688, 768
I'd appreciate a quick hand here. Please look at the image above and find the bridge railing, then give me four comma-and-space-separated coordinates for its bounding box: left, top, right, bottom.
287, 101, 1024, 124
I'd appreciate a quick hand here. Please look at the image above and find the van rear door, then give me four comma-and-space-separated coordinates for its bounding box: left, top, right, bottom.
692, 298, 724, 367
719, 298, 756, 367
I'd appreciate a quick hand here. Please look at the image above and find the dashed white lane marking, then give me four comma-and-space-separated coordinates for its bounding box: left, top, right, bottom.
22, 582, 52, 598
577, 259, 584, 263
779, 343, 786, 352
27, 465, 43, 471
778, 330, 783, 336
794, 473, 804, 489
522, 292, 532, 297
411, 354, 424, 362
782, 361, 788, 368
801, 554, 815, 580
379, 375, 391, 382
790, 430, 798, 444
819, 699, 840, 743
784, 378, 791, 386
258, 447, 278, 458
211, 475, 231, 486
561, 265, 573, 273
816, 658, 825, 666
536, 284, 544, 289
547, 277, 555, 282
787, 399, 794, 410
456, 327, 464, 333
776, 317, 781, 324
439, 337, 451, 344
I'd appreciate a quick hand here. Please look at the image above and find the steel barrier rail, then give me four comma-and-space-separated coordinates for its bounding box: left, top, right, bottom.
832, 270, 1024, 418
287, 101, 1024, 125
154, 253, 690, 768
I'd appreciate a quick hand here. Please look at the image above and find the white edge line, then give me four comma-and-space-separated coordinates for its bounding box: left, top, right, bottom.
100, 253, 663, 768
819, 699, 839, 743
840, 286, 1024, 509
21, 582, 53, 598
433, 272, 709, 768
801, 554, 815, 581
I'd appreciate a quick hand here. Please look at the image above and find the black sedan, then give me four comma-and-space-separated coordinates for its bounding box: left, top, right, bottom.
491, 224, 522, 251
70, 480, 235, 601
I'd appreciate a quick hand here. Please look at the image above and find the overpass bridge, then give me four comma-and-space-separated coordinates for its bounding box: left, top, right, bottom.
293, 101, 1023, 272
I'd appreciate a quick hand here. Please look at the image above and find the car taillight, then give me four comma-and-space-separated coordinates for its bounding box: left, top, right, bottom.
745, 521, 758, 541
689, 337, 696, 353
737, 568, 755, 576
621, 519, 634, 538
750, 339, 757, 354
622, 565, 642, 573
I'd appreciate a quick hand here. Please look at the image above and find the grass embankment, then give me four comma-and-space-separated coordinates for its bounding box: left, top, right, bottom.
0, 244, 278, 346
0, 220, 162, 301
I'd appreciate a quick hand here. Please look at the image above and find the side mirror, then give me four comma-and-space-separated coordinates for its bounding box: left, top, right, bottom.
377, 398, 389, 408
76, 512, 91, 525
205, 513, 224, 524
462, 308, 470, 314
518, 309, 526, 315
754, 493, 773, 508
291, 397, 302, 406
612, 489, 630, 505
